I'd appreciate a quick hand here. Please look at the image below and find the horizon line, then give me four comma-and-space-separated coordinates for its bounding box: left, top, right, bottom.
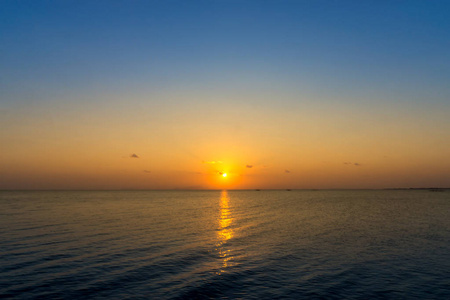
0, 188, 448, 192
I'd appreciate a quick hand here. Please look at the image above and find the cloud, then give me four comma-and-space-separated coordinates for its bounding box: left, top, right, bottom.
202, 160, 222, 164
143, 170, 151, 173
130, 153, 139, 158
246, 164, 253, 168
344, 162, 361, 166
285, 170, 290, 173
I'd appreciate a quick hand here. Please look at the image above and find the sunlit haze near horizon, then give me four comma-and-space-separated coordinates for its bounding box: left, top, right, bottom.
1, 0, 450, 190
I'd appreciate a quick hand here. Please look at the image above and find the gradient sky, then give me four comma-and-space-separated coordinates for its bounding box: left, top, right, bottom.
1, 0, 450, 189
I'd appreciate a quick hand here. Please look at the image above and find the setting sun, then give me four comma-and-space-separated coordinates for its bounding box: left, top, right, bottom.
222, 173, 227, 178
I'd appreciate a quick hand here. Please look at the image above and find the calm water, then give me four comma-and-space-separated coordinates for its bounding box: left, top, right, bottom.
1, 190, 449, 299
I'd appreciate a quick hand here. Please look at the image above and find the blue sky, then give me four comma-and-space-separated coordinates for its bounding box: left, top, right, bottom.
2, 0, 449, 107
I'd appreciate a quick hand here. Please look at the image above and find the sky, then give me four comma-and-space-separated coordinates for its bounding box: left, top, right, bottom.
1, 0, 450, 189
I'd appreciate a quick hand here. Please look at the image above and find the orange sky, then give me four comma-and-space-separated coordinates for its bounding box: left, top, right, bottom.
2, 94, 449, 190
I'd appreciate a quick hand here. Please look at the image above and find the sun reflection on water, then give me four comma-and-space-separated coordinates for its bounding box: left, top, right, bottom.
216, 190, 234, 273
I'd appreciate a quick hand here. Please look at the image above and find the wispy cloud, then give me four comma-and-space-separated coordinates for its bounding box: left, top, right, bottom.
143, 170, 151, 173
246, 164, 253, 168
344, 162, 361, 166
130, 153, 139, 158
202, 160, 222, 164
285, 170, 290, 173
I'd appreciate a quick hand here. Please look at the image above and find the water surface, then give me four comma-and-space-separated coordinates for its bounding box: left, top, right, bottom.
1, 190, 449, 299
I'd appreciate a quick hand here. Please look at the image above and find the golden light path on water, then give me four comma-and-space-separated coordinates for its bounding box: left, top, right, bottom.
216, 190, 234, 274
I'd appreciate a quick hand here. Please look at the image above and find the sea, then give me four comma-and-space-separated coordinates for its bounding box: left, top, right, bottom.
1, 190, 449, 299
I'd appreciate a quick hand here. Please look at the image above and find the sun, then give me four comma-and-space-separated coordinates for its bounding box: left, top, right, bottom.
222, 173, 227, 178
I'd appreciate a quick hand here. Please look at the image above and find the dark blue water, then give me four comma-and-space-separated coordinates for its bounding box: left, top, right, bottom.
1, 190, 449, 299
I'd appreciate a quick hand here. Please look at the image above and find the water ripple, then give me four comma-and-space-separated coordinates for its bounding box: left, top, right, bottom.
1, 190, 449, 299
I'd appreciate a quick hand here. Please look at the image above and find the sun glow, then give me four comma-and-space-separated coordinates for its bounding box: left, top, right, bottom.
222, 173, 227, 178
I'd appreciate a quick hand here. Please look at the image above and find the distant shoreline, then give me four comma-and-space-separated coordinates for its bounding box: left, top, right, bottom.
0, 188, 447, 192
